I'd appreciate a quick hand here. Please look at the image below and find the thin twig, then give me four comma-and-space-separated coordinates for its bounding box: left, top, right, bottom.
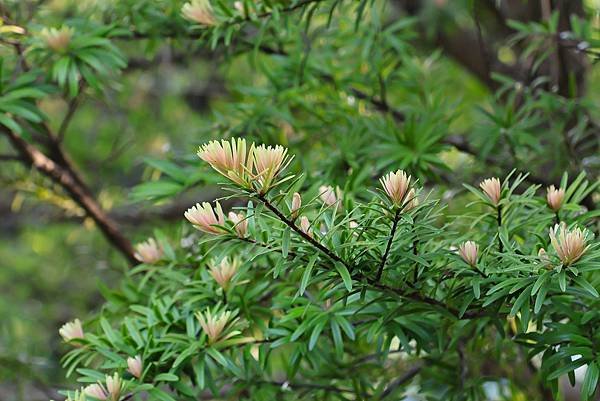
57, 89, 84, 142
380, 364, 422, 399
256, 193, 351, 269
375, 208, 401, 282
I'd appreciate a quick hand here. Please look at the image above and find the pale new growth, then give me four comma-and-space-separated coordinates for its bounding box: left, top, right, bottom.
546, 185, 565, 212
41, 26, 73, 52
319, 185, 340, 207
196, 309, 235, 344
291, 192, 302, 218
228, 211, 248, 238
458, 241, 479, 267
549, 224, 589, 266
127, 355, 143, 379
198, 138, 252, 187
208, 257, 240, 290
84, 384, 108, 400
134, 238, 162, 264
299, 216, 312, 237
479, 177, 501, 206
182, 0, 217, 26
184, 202, 226, 234
197, 138, 292, 192
59, 318, 84, 342
253, 144, 292, 193
380, 170, 412, 207
538, 248, 552, 270
105, 373, 123, 401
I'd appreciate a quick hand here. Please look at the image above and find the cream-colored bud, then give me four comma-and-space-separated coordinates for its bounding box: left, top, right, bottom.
184, 202, 227, 235
458, 241, 479, 267
291, 192, 302, 218
182, 0, 217, 26
479, 177, 502, 206
40, 26, 73, 52
208, 257, 239, 290
299, 215, 312, 237
59, 319, 84, 343
319, 185, 340, 207
134, 238, 162, 264
380, 170, 412, 207
105, 373, 122, 401
84, 384, 108, 400
549, 223, 589, 266
228, 211, 248, 238
196, 309, 233, 344
252, 144, 292, 193
127, 355, 143, 379
546, 185, 565, 212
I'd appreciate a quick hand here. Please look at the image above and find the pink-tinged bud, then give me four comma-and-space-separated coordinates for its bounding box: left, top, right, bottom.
349, 221, 358, 229
105, 373, 122, 401
479, 177, 502, 206
380, 170, 412, 207
40, 26, 73, 52
291, 192, 302, 218
299, 216, 312, 237
208, 257, 239, 290
228, 211, 248, 238
127, 355, 143, 379
458, 241, 479, 267
59, 319, 84, 343
198, 138, 252, 187
549, 223, 589, 266
134, 238, 163, 264
319, 185, 341, 207
252, 144, 293, 193
196, 309, 234, 344
404, 188, 418, 211
546, 185, 565, 212
184, 202, 227, 235
182, 0, 217, 26
84, 384, 108, 400
538, 248, 552, 270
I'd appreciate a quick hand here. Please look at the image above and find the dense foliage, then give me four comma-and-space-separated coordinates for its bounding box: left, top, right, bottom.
1, 0, 600, 400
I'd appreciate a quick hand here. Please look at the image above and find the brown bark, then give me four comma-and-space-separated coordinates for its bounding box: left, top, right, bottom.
1, 127, 137, 264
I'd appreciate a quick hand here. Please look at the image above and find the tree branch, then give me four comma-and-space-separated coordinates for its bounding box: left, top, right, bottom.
375, 208, 401, 282
1, 127, 137, 264
256, 193, 351, 269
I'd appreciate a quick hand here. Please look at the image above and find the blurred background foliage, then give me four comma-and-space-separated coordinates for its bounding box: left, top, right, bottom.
0, 0, 599, 399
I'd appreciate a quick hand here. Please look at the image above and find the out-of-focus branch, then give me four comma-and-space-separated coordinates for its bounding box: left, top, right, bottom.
1, 127, 137, 264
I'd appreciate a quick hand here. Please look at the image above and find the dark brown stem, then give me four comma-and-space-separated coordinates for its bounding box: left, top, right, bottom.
497, 204, 503, 253
1, 127, 137, 264
375, 208, 401, 282
256, 194, 350, 269
57, 88, 84, 142
380, 364, 422, 399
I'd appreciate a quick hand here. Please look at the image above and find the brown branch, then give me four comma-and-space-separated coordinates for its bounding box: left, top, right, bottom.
1, 127, 137, 264
375, 208, 401, 282
57, 89, 84, 142
256, 193, 351, 269
380, 364, 423, 399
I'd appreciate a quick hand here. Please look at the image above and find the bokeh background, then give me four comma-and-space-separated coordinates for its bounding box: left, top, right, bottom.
1, 0, 600, 400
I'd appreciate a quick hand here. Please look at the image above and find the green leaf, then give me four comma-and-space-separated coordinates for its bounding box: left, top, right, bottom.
573, 276, 599, 298
282, 227, 290, 258
581, 363, 599, 401
148, 388, 177, 401
299, 254, 318, 295
335, 261, 352, 291
509, 287, 532, 318
154, 373, 179, 382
